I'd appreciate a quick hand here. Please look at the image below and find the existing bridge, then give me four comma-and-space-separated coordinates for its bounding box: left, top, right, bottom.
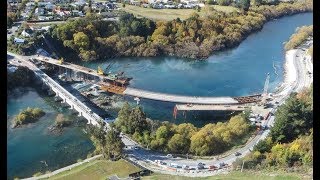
8, 52, 105, 127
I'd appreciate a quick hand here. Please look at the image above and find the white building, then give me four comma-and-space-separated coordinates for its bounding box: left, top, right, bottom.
14, 37, 25, 44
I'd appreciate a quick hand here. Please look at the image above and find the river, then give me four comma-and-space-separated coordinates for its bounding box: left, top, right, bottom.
80, 13, 313, 124
7, 12, 312, 179
7, 89, 95, 179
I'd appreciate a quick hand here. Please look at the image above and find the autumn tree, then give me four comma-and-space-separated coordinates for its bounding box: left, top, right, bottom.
73, 32, 90, 49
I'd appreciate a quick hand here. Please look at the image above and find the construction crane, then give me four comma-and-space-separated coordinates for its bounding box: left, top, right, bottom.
260, 73, 270, 105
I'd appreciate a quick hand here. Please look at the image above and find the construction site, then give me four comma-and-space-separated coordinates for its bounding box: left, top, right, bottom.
29, 54, 274, 126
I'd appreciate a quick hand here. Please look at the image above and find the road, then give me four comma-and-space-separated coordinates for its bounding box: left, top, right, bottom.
8, 39, 313, 178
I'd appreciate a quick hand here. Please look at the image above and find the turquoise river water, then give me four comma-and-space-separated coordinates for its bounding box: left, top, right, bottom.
7, 12, 312, 179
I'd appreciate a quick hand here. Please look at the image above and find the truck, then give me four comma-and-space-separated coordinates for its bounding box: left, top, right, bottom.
261, 119, 268, 130
264, 111, 271, 120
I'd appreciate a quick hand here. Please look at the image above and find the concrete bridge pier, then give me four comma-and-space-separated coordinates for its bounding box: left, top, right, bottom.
78, 112, 82, 117
61, 98, 66, 103
41, 82, 49, 90
69, 105, 74, 110
54, 95, 62, 102
47, 89, 55, 96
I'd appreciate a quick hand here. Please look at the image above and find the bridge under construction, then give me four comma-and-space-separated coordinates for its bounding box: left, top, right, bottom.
29, 55, 268, 114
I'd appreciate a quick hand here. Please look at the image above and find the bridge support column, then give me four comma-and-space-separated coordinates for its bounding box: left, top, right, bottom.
78, 112, 82, 117
61, 98, 66, 103
47, 89, 54, 96
69, 105, 74, 110
41, 82, 48, 90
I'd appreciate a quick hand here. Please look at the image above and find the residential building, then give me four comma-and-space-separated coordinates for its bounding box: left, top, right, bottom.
14, 37, 25, 44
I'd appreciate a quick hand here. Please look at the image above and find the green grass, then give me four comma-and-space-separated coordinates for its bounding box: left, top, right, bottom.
142, 171, 303, 180
120, 4, 239, 21
208, 5, 239, 13
47, 159, 142, 180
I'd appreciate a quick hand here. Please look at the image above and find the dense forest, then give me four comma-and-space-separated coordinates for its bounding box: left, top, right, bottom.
48, 0, 313, 61
113, 103, 254, 156
233, 87, 313, 172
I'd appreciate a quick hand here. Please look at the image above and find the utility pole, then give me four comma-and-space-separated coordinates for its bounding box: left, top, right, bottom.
241, 160, 245, 172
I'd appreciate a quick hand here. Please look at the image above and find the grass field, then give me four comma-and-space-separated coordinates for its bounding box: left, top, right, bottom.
121, 4, 239, 21
142, 171, 303, 180
47, 159, 142, 180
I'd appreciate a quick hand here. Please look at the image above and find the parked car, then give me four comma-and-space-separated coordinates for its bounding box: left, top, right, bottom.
166, 154, 173, 158
235, 152, 241, 156
209, 165, 218, 170
197, 162, 205, 169
182, 165, 190, 170
219, 162, 227, 169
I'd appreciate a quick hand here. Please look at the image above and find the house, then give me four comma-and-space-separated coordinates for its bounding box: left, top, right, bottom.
38, 2, 51, 7
130, 0, 140, 5
14, 37, 25, 44
45, 4, 56, 11
21, 29, 33, 37
35, 7, 45, 15
38, 16, 46, 21
41, 26, 51, 31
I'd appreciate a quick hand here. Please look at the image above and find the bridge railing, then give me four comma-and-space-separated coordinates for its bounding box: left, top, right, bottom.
39, 69, 103, 124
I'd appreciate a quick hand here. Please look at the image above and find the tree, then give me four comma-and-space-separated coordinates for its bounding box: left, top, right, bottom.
115, 102, 131, 133
251, 0, 262, 6
7, 16, 14, 28
270, 93, 313, 143
128, 106, 148, 134
239, 0, 250, 11
253, 137, 273, 153
73, 32, 90, 49
207, 0, 215, 5
104, 126, 124, 160
217, 0, 231, 6
168, 134, 190, 154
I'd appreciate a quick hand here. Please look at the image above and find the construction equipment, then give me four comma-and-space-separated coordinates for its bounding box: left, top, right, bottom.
58, 58, 64, 65
97, 66, 104, 75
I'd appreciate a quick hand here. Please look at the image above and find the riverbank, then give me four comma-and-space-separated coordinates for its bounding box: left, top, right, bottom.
277, 38, 313, 96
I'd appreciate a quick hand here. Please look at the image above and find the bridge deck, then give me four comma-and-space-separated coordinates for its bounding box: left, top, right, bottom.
32, 55, 261, 105
175, 104, 247, 111
124, 87, 239, 104
33, 56, 128, 84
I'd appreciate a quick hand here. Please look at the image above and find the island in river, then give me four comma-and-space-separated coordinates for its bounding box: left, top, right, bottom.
12, 107, 45, 128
